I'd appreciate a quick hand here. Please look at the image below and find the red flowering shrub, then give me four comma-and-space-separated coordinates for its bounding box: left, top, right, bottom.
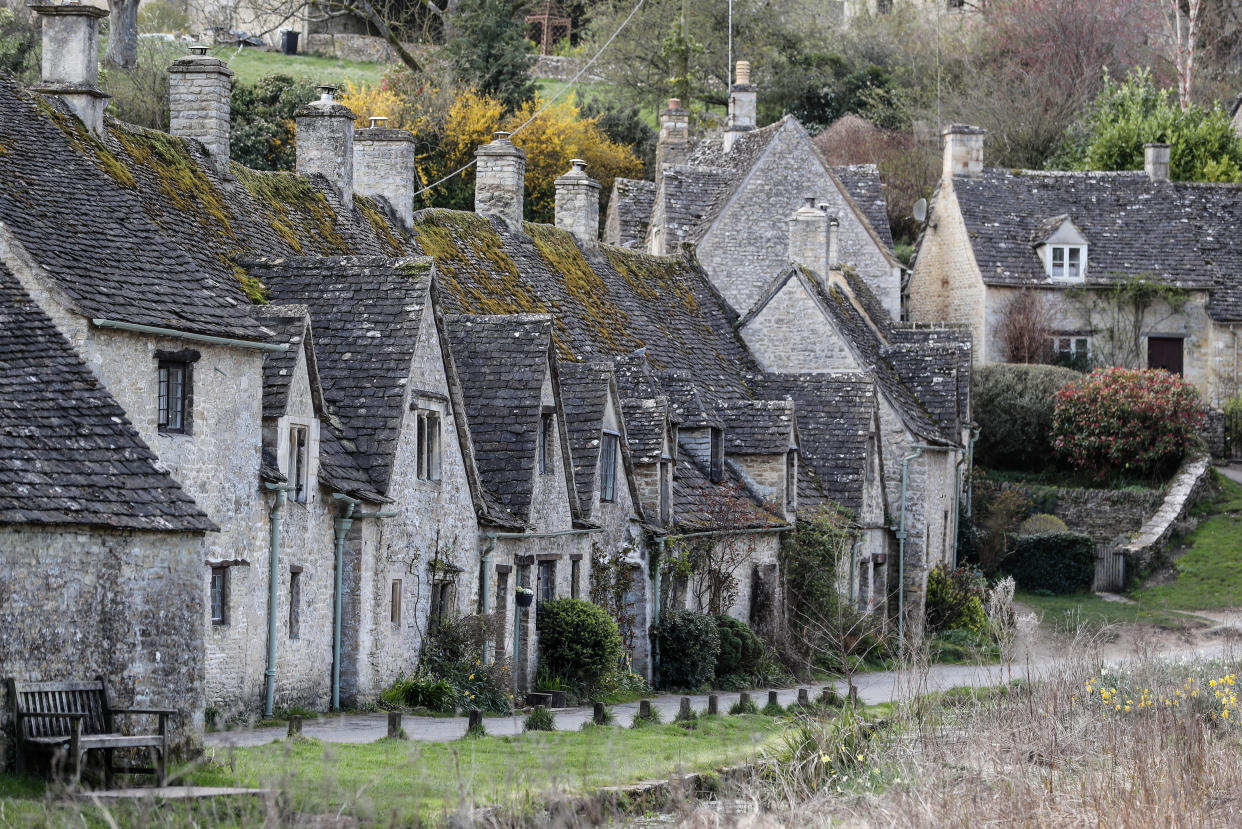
1051, 368, 1204, 482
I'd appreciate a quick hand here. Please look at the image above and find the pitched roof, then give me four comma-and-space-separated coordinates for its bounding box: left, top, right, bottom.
243, 256, 433, 494
755, 372, 876, 513
832, 164, 894, 251
444, 314, 555, 523
672, 452, 785, 531
318, 424, 388, 504
607, 178, 656, 249
717, 399, 795, 455
660, 370, 724, 429
557, 361, 611, 515
0, 262, 214, 532
254, 305, 325, 420
683, 120, 787, 245
656, 164, 732, 250
950, 169, 1227, 291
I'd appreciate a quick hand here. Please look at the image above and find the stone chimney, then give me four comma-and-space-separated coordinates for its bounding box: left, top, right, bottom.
168, 45, 233, 177
656, 98, 691, 185
31, 2, 109, 135
1145, 143, 1171, 183
788, 197, 829, 281
354, 116, 417, 228
295, 85, 356, 209
723, 61, 757, 154
827, 213, 840, 271
475, 131, 525, 228
942, 124, 986, 178
555, 159, 600, 248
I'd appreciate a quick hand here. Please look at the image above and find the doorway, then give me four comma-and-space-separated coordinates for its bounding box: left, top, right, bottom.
1147, 337, 1184, 375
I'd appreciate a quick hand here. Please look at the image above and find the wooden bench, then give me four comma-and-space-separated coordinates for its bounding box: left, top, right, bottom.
7, 678, 172, 787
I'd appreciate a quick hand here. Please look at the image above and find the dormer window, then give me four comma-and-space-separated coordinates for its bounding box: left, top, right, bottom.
1037, 216, 1088, 282
709, 427, 724, 483
1049, 245, 1085, 281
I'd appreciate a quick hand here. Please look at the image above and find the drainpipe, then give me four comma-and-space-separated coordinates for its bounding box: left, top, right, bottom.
894, 445, 938, 652
263, 483, 294, 719
651, 536, 665, 684
480, 534, 495, 665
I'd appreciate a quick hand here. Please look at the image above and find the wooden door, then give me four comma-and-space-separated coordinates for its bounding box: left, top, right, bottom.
1147, 337, 1184, 375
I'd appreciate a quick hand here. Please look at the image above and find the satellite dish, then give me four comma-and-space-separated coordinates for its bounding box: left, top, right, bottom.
912, 198, 927, 223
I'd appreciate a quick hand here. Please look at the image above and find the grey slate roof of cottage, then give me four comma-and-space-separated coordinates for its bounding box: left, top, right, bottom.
717, 399, 795, 455
841, 268, 896, 338
673, 451, 785, 531
660, 370, 724, 429
618, 398, 670, 465
888, 326, 973, 434
0, 262, 215, 532
254, 305, 326, 420
242, 257, 433, 495
317, 425, 388, 504
607, 178, 657, 249
445, 314, 558, 523
948, 169, 1227, 292
832, 164, 894, 251
656, 164, 733, 250
557, 361, 611, 515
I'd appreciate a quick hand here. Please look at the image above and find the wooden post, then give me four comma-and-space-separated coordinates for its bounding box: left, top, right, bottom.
797, 688, 809, 706
593, 702, 606, 725
768, 690, 779, 708
822, 687, 835, 706
287, 715, 302, 737
639, 699, 652, 719
387, 711, 402, 738
738, 692, 750, 712
849, 685, 859, 707
707, 695, 719, 715
467, 710, 483, 731
678, 697, 692, 720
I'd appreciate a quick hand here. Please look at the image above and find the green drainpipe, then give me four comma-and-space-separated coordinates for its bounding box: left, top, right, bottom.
651, 536, 665, 684
263, 484, 293, 719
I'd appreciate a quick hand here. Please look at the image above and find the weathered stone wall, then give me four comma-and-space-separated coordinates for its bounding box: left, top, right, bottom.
475, 138, 526, 229
908, 181, 987, 357
305, 33, 417, 63
295, 110, 354, 209
740, 275, 856, 371
1122, 456, 1213, 572
696, 121, 897, 318
0, 525, 206, 766
554, 171, 600, 247
354, 130, 416, 228
975, 478, 1165, 546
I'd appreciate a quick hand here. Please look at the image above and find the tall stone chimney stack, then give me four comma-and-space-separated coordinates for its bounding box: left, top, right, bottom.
475, 131, 525, 229
656, 98, 691, 186
827, 214, 840, 271
31, 2, 109, 135
354, 116, 417, 228
554, 159, 600, 248
295, 85, 356, 209
1145, 143, 1171, 183
723, 60, 757, 153
942, 124, 986, 178
168, 45, 233, 177
788, 196, 829, 282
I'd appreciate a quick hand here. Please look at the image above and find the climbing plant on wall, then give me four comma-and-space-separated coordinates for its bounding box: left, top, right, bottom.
1066, 274, 1189, 369
588, 542, 640, 654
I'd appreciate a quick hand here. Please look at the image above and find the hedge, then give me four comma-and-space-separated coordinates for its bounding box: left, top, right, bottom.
713, 615, 763, 678
655, 611, 720, 689
1003, 532, 1096, 594
974, 364, 1082, 471
536, 598, 622, 687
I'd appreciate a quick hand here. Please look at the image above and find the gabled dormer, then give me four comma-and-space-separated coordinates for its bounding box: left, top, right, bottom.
716, 399, 799, 520
1034, 215, 1087, 283
256, 305, 327, 505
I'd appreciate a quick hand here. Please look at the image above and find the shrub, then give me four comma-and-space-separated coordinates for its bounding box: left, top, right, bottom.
231, 74, 321, 171
924, 565, 988, 635
729, 696, 758, 715
974, 364, 1082, 471
381, 672, 457, 713
655, 611, 720, 690
524, 705, 556, 732
1052, 368, 1204, 482
1003, 532, 1096, 594
713, 615, 764, 679
536, 598, 623, 689
1018, 513, 1068, 535
419, 616, 512, 714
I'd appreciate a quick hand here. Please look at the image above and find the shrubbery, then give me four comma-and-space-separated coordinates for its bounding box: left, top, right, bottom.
1018, 513, 1068, 535
415, 616, 511, 714
974, 364, 1082, 471
655, 611, 720, 690
536, 598, 623, 689
231, 74, 321, 171
1052, 368, 1204, 483
714, 615, 763, 680
924, 565, 988, 634
1004, 532, 1096, 594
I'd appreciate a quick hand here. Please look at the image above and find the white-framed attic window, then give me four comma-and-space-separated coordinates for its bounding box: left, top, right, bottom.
1037, 217, 1088, 283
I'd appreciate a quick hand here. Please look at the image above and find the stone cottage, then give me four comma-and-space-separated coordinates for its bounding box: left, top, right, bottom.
910, 125, 1242, 412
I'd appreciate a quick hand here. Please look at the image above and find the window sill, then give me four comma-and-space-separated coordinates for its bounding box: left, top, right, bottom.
157, 428, 192, 438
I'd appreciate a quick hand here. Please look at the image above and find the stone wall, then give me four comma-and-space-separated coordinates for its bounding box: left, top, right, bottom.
354, 130, 416, 228
0, 525, 206, 767
908, 181, 987, 357
740, 274, 857, 371
305, 34, 414, 63
1122, 455, 1213, 572
168, 54, 232, 176
976, 479, 1165, 546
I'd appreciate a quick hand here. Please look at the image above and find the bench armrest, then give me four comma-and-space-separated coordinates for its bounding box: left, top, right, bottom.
110, 708, 176, 716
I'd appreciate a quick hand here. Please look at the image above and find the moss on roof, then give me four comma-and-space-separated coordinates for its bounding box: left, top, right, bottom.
233, 165, 350, 255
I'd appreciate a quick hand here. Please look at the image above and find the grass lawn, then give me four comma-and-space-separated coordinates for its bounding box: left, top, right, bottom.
1016, 590, 1207, 631
207, 45, 389, 87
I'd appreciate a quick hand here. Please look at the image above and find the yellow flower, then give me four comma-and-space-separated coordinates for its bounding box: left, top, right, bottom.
1124, 705, 1131, 712
469, 674, 474, 680
1211, 679, 1218, 687
1224, 709, 1230, 719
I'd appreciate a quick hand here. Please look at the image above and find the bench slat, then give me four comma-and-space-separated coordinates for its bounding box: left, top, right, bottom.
12, 681, 106, 693
25, 734, 164, 750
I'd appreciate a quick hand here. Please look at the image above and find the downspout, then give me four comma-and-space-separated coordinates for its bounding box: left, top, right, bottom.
894, 445, 937, 652
651, 536, 666, 684
480, 534, 496, 665
263, 483, 294, 719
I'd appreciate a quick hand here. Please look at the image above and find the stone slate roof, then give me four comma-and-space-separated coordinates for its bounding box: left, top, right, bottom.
0, 262, 214, 532
618, 397, 669, 465
657, 165, 732, 251
832, 164, 894, 251
0, 82, 269, 341
888, 326, 973, 435
949, 169, 1227, 292
660, 370, 724, 429
254, 305, 325, 420
445, 314, 556, 524
717, 399, 795, 455
755, 373, 876, 513
243, 257, 433, 495
318, 425, 387, 504
673, 452, 785, 531
683, 120, 787, 245
557, 361, 611, 516
841, 268, 896, 338
607, 178, 656, 249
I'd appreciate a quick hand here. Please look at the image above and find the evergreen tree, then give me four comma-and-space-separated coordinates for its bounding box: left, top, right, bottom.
446, 0, 535, 113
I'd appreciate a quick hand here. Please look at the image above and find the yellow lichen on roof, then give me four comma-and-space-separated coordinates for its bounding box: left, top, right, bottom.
602, 246, 701, 313
356, 194, 404, 255
35, 98, 135, 189
525, 223, 632, 352
233, 166, 350, 255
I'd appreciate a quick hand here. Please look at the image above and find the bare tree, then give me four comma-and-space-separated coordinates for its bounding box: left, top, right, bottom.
1161, 0, 1202, 110
997, 290, 1053, 364
105, 0, 139, 69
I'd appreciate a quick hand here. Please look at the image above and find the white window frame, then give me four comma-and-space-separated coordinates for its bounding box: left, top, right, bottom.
416, 409, 442, 481
1047, 244, 1086, 282
1051, 335, 1090, 360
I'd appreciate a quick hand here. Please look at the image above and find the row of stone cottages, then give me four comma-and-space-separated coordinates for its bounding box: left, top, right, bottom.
0, 6, 970, 756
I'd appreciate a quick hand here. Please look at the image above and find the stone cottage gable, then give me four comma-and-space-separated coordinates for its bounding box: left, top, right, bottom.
604, 177, 656, 250
254, 306, 329, 421
0, 262, 215, 532
645, 164, 732, 255
672, 450, 784, 531
557, 361, 644, 522
833, 164, 895, 252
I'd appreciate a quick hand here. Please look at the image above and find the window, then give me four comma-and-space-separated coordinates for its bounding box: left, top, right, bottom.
570, 559, 581, 599
157, 360, 190, 433
391, 579, 402, 626
538, 412, 555, 474
709, 428, 724, 483
537, 560, 556, 603
599, 432, 619, 502
429, 580, 453, 627
786, 451, 798, 508
1049, 245, 1085, 281
1052, 336, 1089, 360
288, 569, 301, 639
210, 567, 227, 625
416, 409, 441, 481
288, 425, 308, 502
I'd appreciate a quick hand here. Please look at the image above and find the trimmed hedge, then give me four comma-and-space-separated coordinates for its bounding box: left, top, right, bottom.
713, 615, 763, 678
1004, 532, 1096, 594
536, 598, 622, 687
974, 364, 1082, 471
655, 611, 720, 689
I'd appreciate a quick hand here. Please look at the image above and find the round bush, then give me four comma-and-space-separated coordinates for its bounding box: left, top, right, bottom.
974, 364, 1083, 471
924, 565, 988, 634
1052, 368, 1204, 482
536, 598, 622, 687
656, 611, 720, 689
713, 615, 763, 678
1018, 513, 1068, 535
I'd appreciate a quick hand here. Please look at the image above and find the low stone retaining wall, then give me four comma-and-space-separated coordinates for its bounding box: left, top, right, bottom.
304, 33, 418, 64
976, 479, 1164, 546
1121, 455, 1213, 572
527, 54, 606, 81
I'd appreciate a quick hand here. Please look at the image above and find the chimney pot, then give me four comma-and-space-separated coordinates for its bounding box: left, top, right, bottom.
1145, 142, 1171, 183
475, 133, 526, 228
317, 84, 338, 102
556, 159, 600, 247
942, 124, 986, 178
368, 115, 388, 129
667, 97, 681, 110
189, 43, 209, 55
168, 46, 234, 176
30, 2, 110, 135
493, 130, 512, 141
735, 60, 751, 85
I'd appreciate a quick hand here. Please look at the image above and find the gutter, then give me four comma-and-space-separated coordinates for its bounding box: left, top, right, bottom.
666, 525, 792, 540
330, 493, 397, 711
91, 318, 289, 352
262, 482, 294, 719
484, 527, 605, 540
